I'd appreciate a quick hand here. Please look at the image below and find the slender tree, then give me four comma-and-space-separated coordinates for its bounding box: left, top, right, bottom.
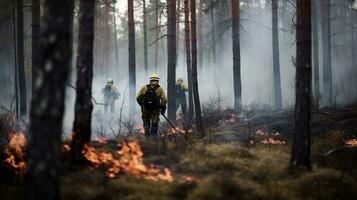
32, 0, 40, 94
272, 0, 282, 110
143, 0, 149, 75
154, 0, 159, 71
113, 2, 120, 70
12, 0, 19, 119
167, 0, 177, 120
128, 0, 137, 116
184, 0, 194, 125
231, 0, 242, 112
16, 0, 27, 119
291, 0, 312, 168
191, 0, 204, 136
320, 0, 332, 106
210, 0, 216, 64
71, 0, 95, 163
198, 0, 204, 70
312, 0, 320, 105
25, 0, 74, 199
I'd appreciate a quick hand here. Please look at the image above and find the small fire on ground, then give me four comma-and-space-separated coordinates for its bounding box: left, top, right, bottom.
345, 139, 357, 147
82, 141, 174, 182
252, 130, 287, 145
3, 133, 26, 172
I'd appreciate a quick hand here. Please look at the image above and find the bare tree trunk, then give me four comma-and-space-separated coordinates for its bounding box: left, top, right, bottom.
113, 3, 120, 71
184, 0, 194, 125
167, 0, 177, 120
176, 0, 181, 59
272, 0, 282, 110
320, 0, 332, 106
210, 0, 216, 65
198, 0, 204, 70
191, 0, 204, 136
312, 0, 320, 105
16, 0, 27, 119
143, 0, 149, 75
32, 0, 40, 94
25, 0, 74, 199
291, 0, 312, 169
128, 0, 137, 116
105, 4, 110, 75
71, 0, 95, 163
12, 1, 19, 119
231, 0, 242, 113
154, 0, 159, 71
351, 3, 357, 85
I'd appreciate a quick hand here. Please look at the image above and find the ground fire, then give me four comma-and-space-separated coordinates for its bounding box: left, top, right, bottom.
2, 133, 26, 172
82, 141, 174, 182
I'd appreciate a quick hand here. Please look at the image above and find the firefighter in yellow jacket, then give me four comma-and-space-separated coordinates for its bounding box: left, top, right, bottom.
136, 73, 167, 137
175, 78, 188, 116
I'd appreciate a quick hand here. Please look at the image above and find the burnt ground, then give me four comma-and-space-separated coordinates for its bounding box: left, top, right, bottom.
0, 104, 357, 200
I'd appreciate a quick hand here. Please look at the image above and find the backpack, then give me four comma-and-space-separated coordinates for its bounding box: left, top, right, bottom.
143, 85, 160, 111
175, 84, 185, 98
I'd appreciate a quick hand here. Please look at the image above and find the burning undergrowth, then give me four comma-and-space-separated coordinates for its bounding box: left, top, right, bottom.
81, 141, 174, 182
2, 133, 26, 174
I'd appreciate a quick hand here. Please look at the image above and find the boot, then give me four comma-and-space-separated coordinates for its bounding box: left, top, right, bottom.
144, 124, 150, 137
150, 125, 158, 137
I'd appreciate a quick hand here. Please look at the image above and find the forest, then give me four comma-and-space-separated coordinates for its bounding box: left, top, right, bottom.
0, 0, 357, 199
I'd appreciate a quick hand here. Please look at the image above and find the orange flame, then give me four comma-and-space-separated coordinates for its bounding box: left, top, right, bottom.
345, 139, 357, 147
260, 138, 286, 145
82, 141, 174, 182
162, 127, 193, 137
3, 133, 26, 171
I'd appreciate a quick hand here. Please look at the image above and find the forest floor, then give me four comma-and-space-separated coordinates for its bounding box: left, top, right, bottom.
1, 104, 357, 200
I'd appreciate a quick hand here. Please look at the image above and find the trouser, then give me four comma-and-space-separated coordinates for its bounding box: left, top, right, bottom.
175, 98, 187, 116
141, 109, 160, 137
104, 102, 115, 114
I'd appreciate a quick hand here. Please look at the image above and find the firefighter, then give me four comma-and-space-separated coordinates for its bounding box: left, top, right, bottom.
101, 78, 120, 114
136, 73, 167, 137
175, 78, 188, 116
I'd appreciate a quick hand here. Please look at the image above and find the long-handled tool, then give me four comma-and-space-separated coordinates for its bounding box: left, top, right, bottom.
161, 113, 178, 131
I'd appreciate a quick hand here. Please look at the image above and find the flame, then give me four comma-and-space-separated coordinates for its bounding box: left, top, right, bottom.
255, 130, 286, 145
345, 139, 357, 147
61, 144, 71, 152
161, 127, 193, 137
3, 133, 26, 171
82, 141, 174, 182
260, 138, 286, 145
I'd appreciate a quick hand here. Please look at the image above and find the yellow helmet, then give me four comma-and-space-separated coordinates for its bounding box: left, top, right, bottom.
177, 78, 183, 82
150, 73, 160, 82
107, 78, 114, 85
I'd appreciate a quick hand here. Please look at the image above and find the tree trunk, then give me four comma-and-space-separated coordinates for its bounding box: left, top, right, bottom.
184, 0, 194, 126
291, 0, 312, 169
312, 0, 320, 105
272, 0, 282, 110
32, 0, 40, 94
71, 0, 95, 163
176, 0, 181, 59
351, 4, 356, 85
105, 4, 110, 75
167, 0, 177, 121
191, 0, 204, 136
143, 0, 149, 75
154, 0, 159, 71
12, 1, 19, 119
128, 0, 137, 116
198, 0, 204, 70
113, 3, 120, 71
210, 0, 216, 65
25, 0, 74, 199
16, 0, 27, 119
320, 0, 332, 106
231, 0, 242, 113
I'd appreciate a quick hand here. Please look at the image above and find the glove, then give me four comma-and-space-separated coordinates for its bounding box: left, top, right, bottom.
160, 106, 166, 115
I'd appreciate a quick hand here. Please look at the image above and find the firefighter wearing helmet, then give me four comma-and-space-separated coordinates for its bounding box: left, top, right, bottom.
136, 73, 167, 137
101, 78, 120, 113
175, 78, 188, 116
